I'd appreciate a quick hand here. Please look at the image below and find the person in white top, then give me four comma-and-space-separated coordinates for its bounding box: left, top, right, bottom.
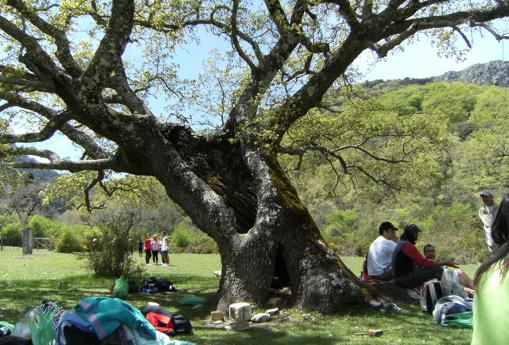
479, 190, 499, 252
367, 221, 399, 280
160, 231, 169, 266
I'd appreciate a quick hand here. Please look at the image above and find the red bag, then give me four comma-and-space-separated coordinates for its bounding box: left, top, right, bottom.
146, 312, 174, 334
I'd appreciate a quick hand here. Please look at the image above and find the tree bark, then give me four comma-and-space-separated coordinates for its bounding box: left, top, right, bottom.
212, 154, 367, 313
141, 129, 368, 313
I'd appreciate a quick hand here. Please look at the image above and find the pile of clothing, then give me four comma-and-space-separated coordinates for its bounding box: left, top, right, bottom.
0, 298, 195, 345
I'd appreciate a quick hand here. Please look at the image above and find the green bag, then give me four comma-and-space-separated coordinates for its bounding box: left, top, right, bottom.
29, 309, 57, 345
113, 275, 129, 299
177, 295, 206, 306
444, 311, 473, 329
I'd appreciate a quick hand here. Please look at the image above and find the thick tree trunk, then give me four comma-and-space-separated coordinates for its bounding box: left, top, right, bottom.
134, 127, 370, 313
215, 234, 275, 311
211, 157, 366, 313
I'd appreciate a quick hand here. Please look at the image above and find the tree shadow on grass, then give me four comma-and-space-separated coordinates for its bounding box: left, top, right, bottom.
0, 273, 218, 322
331, 303, 472, 345
0, 278, 472, 345
184, 326, 350, 345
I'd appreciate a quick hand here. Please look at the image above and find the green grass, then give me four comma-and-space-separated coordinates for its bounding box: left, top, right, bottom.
0, 247, 476, 344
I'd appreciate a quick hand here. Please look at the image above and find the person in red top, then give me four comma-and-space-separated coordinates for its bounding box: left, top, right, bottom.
391, 224, 457, 288
143, 234, 153, 265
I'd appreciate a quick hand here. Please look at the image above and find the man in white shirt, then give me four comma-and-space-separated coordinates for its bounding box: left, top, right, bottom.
479, 190, 499, 252
367, 221, 399, 280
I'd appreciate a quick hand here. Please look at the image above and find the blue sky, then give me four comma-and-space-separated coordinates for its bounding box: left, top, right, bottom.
357, 32, 507, 80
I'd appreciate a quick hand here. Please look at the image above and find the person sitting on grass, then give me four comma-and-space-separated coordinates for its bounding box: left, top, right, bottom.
392, 224, 457, 288
367, 222, 399, 281
423, 243, 475, 295
472, 194, 509, 345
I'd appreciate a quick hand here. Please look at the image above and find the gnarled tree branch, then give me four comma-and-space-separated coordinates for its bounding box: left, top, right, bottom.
6, 0, 83, 78
5, 146, 116, 172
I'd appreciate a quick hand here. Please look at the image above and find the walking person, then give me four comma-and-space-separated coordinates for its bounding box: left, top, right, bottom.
472, 194, 509, 345
144, 234, 152, 265
151, 234, 161, 264
161, 232, 169, 266
479, 190, 499, 252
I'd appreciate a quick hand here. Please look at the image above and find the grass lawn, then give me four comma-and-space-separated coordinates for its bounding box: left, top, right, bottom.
0, 246, 477, 345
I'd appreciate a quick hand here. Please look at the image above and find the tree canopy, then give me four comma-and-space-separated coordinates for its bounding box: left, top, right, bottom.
0, 0, 508, 172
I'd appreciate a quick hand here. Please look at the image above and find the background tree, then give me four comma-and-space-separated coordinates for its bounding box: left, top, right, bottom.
4, 173, 50, 253
287, 82, 508, 263
0, 0, 508, 312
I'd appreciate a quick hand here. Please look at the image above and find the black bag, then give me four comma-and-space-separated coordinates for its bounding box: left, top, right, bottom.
152, 277, 172, 291
127, 279, 138, 293
140, 277, 175, 294
420, 279, 444, 314
171, 314, 192, 335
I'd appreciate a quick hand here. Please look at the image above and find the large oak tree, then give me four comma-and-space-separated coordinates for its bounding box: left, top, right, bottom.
0, 0, 508, 312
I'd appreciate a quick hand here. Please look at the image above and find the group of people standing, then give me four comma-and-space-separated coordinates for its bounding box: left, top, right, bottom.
138, 232, 170, 266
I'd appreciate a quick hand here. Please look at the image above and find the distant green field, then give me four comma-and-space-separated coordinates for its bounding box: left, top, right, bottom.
0, 247, 476, 345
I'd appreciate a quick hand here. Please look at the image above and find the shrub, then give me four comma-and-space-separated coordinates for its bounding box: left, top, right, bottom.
56, 230, 83, 253
172, 225, 191, 248
83, 224, 144, 278
29, 215, 61, 238
1, 222, 23, 246
170, 221, 217, 253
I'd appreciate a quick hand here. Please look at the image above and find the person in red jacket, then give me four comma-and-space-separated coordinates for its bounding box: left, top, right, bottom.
391, 224, 457, 288
143, 234, 153, 265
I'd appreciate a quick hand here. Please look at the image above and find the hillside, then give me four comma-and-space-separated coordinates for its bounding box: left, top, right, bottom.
285, 79, 509, 262
434, 60, 509, 86
16, 156, 60, 181
364, 60, 509, 90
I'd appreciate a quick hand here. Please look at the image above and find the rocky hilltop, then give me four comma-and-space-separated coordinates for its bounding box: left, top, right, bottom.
434, 60, 509, 87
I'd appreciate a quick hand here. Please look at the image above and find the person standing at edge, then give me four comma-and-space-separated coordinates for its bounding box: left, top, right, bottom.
160, 232, 170, 267
367, 222, 399, 281
479, 190, 499, 252
472, 194, 509, 345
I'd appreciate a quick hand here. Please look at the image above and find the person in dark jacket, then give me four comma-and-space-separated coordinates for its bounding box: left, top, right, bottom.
391, 223, 457, 288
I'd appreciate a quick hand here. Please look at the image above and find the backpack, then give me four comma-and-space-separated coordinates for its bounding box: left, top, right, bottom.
141, 304, 172, 317
171, 314, 193, 335
127, 279, 138, 293
432, 295, 473, 327
420, 279, 444, 314
140, 277, 176, 294
145, 312, 175, 334
141, 305, 193, 336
